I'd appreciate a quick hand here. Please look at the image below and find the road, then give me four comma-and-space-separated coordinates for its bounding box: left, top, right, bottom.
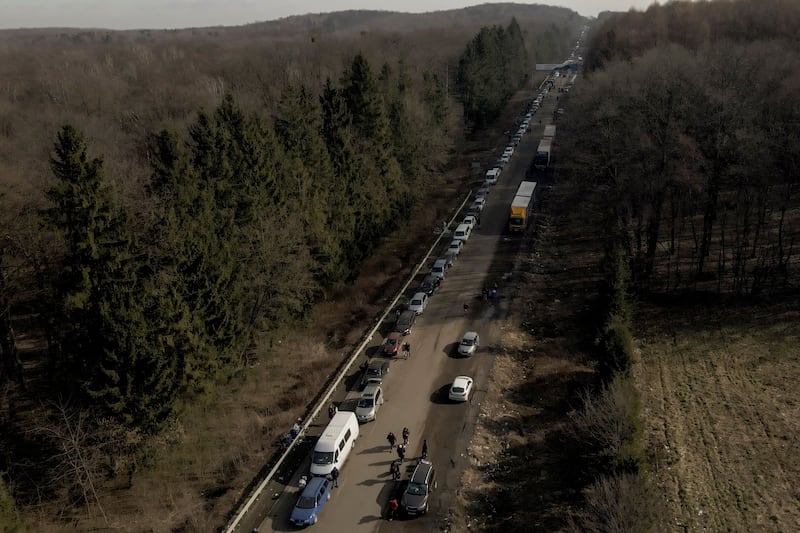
241, 78, 564, 533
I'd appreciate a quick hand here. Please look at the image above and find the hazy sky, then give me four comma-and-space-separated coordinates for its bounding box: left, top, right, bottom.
1, 0, 661, 30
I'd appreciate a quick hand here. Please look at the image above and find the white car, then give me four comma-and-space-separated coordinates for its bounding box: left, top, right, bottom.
448, 239, 464, 257
462, 216, 477, 231
503, 146, 514, 157
448, 376, 474, 402
407, 292, 429, 315
472, 197, 486, 212
499, 154, 510, 166
457, 331, 480, 356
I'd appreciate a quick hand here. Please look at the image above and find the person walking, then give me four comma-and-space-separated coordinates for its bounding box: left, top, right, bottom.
328, 404, 336, 420
387, 431, 397, 452
402, 427, 410, 446
397, 443, 406, 463
421, 439, 428, 459
387, 497, 399, 521
395, 308, 401, 321
330, 466, 339, 487
390, 460, 401, 481
463, 302, 470, 314
402, 342, 411, 359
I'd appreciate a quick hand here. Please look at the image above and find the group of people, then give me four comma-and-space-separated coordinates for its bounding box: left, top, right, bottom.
386, 428, 428, 469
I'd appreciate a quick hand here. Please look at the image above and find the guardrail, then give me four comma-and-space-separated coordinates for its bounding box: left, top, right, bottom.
224, 191, 473, 532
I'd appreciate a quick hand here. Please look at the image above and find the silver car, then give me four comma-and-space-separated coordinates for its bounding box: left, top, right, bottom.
457, 331, 479, 356
355, 383, 384, 423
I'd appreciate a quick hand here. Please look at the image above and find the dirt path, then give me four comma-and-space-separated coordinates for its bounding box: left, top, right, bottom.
637, 303, 800, 532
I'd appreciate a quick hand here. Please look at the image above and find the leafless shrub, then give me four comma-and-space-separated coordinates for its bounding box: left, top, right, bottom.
566, 473, 664, 533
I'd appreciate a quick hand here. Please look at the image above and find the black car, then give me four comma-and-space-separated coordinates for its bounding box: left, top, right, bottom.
360, 359, 390, 388
420, 274, 441, 296
401, 459, 436, 516
394, 310, 417, 335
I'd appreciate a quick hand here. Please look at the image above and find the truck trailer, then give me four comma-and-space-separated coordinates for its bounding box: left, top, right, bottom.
533, 139, 552, 171
543, 124, 556, 140
508, 181, 537, 232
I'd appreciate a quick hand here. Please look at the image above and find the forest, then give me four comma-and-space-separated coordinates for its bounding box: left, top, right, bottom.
553, 0, 800, 531
0, 5, 581, 531
574, 0, 800, 296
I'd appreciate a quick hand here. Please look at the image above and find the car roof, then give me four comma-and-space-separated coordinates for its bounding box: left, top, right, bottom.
453, 375, 472, 385
387, 331, 403, 339
303, 476, 328, 494
410, 459, 433, 482
362, 383, 381, 395
368, 359, 388, 369
411, 291, 426, 299
462, 331, 478, 340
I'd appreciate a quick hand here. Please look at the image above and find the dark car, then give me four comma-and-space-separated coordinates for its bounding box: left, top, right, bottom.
394, 310, 417, 335
420, 274, 440, 296
401, 459, 436, 516
361, 359, 390, 388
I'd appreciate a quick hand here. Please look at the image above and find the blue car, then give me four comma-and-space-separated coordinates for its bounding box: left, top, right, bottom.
290, 476, 332, 527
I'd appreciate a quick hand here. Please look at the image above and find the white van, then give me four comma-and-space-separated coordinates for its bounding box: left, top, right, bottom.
310, 411, 359, 476
453, 223, 471, 242
484, 167, 500, 185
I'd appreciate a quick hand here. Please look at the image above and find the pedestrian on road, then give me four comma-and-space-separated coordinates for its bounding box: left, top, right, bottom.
387, 432, 396, 452
397, 443, 406, 463
395, 308, 401, 321
402, 427, 410, 446
387, 497, 399, 521
421, 439, 428, 459
328, 404, 336, 420
330, 466, 339, 487
403, 342, 411, 359
463, 302, 470, 314
390, 460, 401, 481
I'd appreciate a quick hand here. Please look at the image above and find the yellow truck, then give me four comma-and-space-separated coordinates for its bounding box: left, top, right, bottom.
508, 181, 537, 232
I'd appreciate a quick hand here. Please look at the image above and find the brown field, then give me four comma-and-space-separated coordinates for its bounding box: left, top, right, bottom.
636, 298, 800, 532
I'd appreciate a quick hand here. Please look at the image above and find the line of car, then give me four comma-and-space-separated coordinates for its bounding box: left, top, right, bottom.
287, 68, 569, 529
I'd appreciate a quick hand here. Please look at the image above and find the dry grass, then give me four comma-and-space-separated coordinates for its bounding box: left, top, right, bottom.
636, 299, 800, 532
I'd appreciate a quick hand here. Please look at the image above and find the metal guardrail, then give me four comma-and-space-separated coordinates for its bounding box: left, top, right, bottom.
224, 191, 473, 532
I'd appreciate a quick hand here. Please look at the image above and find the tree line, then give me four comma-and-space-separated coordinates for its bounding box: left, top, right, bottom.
1, 52, 449, 434
566, 0, 800, 296
457, 18, 529, 129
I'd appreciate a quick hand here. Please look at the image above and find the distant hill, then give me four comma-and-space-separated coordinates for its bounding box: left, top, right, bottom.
0, 3, 582, 43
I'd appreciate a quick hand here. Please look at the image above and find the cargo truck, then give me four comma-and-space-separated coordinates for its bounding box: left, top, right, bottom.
508, 181, 537, 232
543, 124, 556, 140
533, 139, 551, 171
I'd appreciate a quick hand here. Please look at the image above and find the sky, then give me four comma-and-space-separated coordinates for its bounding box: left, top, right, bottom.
1, 0, 661, 30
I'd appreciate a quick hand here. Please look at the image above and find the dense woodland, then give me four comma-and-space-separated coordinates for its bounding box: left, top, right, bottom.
557, 1, 800, 531
0, 5, 582, 530
572, 0, 800, 296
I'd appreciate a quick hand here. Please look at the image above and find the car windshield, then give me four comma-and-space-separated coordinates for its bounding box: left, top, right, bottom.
461, 339, 474, 346
386, 338, 398, 347
367, 368, 380, 377
451, 386, 464, 394
296, 496, 317, 509
312, 451, 334, 465
406, 482, 428, 496
358, 397, 374, 408
411, 299, 422, 306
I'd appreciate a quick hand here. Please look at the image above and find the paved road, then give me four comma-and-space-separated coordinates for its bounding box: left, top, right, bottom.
247, 78, 564, 533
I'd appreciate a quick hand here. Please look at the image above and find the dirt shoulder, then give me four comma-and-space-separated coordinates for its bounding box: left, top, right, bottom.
449, 157, 607, 531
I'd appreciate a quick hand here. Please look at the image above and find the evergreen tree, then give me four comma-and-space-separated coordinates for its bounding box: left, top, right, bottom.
46, 125, 179, 430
